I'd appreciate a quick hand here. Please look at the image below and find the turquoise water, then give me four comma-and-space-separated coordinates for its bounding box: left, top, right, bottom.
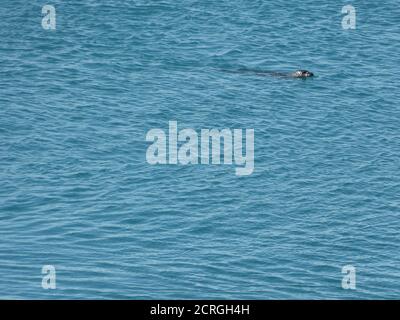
1, 1, 400, 299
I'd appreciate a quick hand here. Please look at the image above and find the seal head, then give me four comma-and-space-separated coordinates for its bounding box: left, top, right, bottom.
292, 70, 314, 78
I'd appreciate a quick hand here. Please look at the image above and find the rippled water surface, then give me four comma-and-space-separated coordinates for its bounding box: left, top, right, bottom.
1, 1, 400, 299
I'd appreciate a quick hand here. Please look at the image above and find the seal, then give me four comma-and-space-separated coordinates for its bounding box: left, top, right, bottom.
224, 68, 314, 78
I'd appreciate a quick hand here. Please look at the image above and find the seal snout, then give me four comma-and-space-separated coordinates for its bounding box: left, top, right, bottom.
294, 70, 314, 78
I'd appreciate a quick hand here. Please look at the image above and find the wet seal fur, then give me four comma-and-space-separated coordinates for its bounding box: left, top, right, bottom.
290, 70, 314, 78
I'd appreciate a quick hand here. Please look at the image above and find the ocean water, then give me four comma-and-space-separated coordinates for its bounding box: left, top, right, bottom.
1, 0, 400, 299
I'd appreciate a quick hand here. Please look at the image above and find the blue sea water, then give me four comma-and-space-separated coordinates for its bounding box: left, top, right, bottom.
1, 0, 400, 299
